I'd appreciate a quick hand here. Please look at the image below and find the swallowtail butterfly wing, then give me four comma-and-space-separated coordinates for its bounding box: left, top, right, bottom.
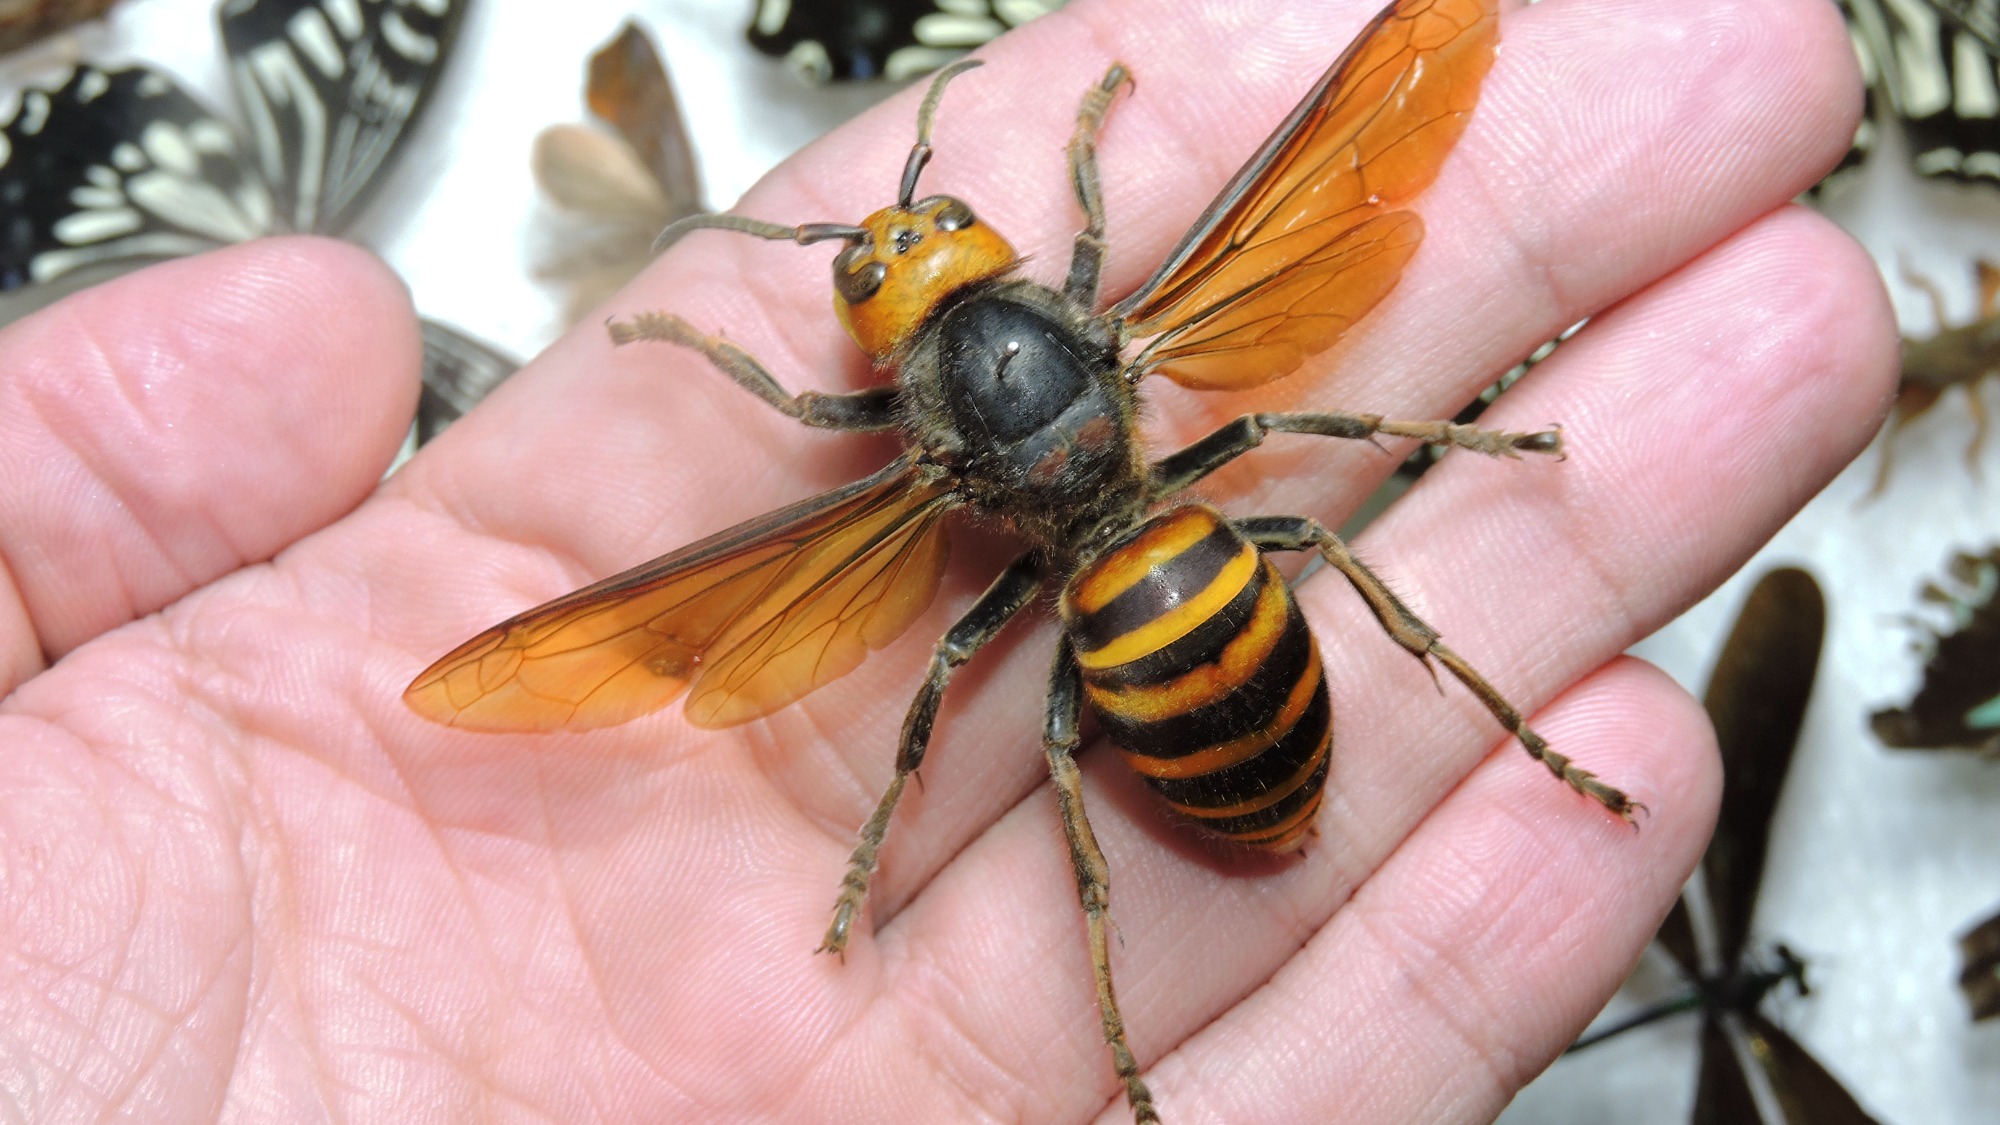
2, 0, 468, 286
1838, 0, 2000, 184
217, 0, 466, 235
746, 0, 1065, 82
0, 64, 273, 288
0, 0, 514, 439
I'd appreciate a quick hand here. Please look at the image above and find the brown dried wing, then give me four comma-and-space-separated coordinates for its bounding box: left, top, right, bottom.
1112, 0, 1496, 390
405, 460, 954, 732
1744, 1008, 1880, 1120
587, 20, 704, 214
1701, 567, 1824, 972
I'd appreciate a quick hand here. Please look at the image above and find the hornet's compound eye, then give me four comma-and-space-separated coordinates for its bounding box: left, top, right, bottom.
834, 244, 888, 304
934, 198, 975, 231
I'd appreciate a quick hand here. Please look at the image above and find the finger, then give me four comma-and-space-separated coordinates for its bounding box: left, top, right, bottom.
1120, 660, 1716, 1123
0, 238, 420, 689
846, 205, 1891, 1118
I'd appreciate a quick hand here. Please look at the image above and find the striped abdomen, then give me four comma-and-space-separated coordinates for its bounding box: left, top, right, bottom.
1060, 505, 1331, 851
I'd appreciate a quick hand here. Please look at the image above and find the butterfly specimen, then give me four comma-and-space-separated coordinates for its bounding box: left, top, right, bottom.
406, 1, 1638, 1118
1871, 546, 2000, 751
532, 20, 705, 326
1566, 569, 1881, 1123
0, 0, 512, 436
747, 0, 1067, 82
1961, 910, 2000, 1019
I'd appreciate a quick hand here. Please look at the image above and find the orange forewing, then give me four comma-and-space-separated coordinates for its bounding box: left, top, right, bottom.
404, 459, 955, 732
1112, 0, 1496, 390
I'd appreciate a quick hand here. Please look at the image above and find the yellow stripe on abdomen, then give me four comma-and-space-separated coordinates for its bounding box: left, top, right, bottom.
1064, 506, 1334, 851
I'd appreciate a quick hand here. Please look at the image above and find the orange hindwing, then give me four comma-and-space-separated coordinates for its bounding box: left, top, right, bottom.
1111, 0, 1497, 390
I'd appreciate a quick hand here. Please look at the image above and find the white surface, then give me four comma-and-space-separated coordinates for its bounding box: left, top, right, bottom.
8, 2, 2000, 1121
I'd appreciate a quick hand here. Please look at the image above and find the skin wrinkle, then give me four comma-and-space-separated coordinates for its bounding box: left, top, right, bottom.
5, 377, 137, 641
534, 774, 628, 1061
196, 924, 256, 1102
1344, 889, 1518, 1116
886, 935, 1034, 1125
1467, 71, 1655, 304
745, 691, 890, 853
0, 555, 41, 686
369, 496, 620, 641
83, 819, 182, 1116
356, 984, 495, 1099
168, 596, 523, 1116
49, 313, 222, 628
1453, 148, 1571, 339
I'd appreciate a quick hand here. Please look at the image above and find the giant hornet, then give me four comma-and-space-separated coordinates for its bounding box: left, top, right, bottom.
404, 0, 1639, 1118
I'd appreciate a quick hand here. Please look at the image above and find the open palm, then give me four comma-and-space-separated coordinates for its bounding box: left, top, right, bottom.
0, 0, 1887, 1120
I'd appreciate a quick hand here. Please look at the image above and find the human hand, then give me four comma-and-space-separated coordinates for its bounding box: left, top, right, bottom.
0, 0, 1888, 1120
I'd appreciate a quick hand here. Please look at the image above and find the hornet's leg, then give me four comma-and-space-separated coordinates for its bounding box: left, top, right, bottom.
1235, 516, 1641, 822
1046, 638, 1160, 1124
820, 554, 1045, 955
1064, 64, 1133, 307
609, 312, 901, 431
1150, 411, 1562, 497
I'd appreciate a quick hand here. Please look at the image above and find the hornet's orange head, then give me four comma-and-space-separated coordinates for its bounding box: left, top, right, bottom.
654, 59, 1015, 362
830, 193, 1016, 359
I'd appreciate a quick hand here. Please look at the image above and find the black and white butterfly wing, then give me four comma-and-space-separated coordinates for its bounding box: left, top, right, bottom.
1840, 0, 2000, 183
219, 0, 469, 234
1871, 547, 2000, 752
0, 65, 275, 290
746, 0, 1066, 82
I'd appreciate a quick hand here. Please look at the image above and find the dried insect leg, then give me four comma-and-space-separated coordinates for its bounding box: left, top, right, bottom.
1148, 410, 1562, 497
1235, 516, 1640, 821
820, 554, 1045, 954
1046, 639, 1161, 1125
1874, 259, 2000, 495
608, 313, 902, 431
1064, 63, 1134, 306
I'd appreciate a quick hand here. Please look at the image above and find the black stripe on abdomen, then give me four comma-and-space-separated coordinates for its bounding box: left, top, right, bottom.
1091, 598, 1314, 756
